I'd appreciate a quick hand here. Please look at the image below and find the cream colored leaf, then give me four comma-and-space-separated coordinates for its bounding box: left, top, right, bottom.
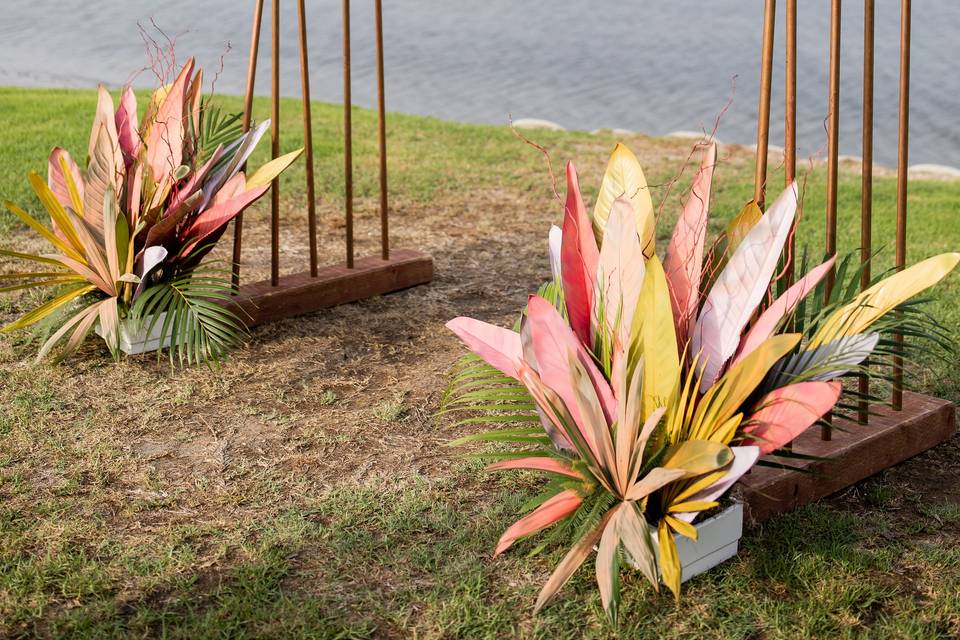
592, 144, 655, 256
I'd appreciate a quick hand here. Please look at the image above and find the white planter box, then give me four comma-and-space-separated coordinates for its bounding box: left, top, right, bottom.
641, 502, 744, 583
95, 313, 172, 355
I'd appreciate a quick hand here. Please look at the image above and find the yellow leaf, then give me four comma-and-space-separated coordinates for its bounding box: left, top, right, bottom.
636, 255, 679, 420
725, 200, 763, 254
141, 83, 173, 140
3, 200, 84, 263
669, 469, 727, 505
691, 333, 800, 439
593, 144, 655, 256
0, 248, 65, 267
664, 350, 702, 443
711, 413, 743, 446
658, 520, 682, 602
666, 514, 698, 540
662, 440, 733, 476
245, 148, 304, 190
1, 285, 95, 333
668, 500, 719, 514
37, 298, 102, 360
810, 252, 960, 347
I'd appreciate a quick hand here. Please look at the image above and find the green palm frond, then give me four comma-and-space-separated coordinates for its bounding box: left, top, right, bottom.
131, 261, 247, 366
538, 279, 565, 313
195, 101, 244, 165
440, 354, 537, 428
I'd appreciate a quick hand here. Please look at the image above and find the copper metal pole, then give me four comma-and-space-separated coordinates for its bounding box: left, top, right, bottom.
269, 0, 281, 287
753, 0, 776, 210
779, 0, 798, 453
343, 0, 355, 269
297, 0, 319, 277
824, 0, 841, 299
822, 0, 841, 441
858, 0, 875, 424
893, 0, 911, 411
784, 0, 797, 285
374, 0, 390, 261
233, 0, 265, 288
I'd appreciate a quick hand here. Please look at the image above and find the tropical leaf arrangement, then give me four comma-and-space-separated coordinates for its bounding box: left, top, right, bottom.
443, 142, 959, 620
0, 58, 302, 364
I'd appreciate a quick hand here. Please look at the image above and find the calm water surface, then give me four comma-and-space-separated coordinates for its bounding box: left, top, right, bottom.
2, 1, 958, 165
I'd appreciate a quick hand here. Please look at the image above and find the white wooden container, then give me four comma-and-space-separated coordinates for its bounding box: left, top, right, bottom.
95, 313, 172, 355
644, 502, 744, 582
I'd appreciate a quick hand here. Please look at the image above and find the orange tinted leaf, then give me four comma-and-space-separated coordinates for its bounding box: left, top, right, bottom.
494, 489, 582, 557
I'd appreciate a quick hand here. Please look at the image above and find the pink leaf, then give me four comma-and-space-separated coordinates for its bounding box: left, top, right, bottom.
741, 381, 842, 454
83, 87, 125, 235
486, 457, 582, 479
212, 173, 246, 205
561, 162, 599, 346
47, 148, 84, 242
145, 59, 194, 189
47, 148, 83, 211
664, 143, 716, 348
494, 489, 582, 556
115, 86, 140, 168
692, 182, 799, 390
594, 197, 644, 348
445, 317, 523, 379
97, 296, 121, 354
732, 256, 836, 366
526, 295, 616, 427
86, 85, 122, 172
516, 362, 575, 451
178, 185, 269, 256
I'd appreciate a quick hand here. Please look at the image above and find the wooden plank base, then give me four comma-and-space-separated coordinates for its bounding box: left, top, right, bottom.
230, 248, 433, 326
736, 391, 956, 524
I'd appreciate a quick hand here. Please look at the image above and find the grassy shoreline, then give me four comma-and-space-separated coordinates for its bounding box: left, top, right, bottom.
1, 87, 959, 638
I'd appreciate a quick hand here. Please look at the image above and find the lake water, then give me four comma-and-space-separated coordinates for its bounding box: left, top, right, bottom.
2, 1, 958, 166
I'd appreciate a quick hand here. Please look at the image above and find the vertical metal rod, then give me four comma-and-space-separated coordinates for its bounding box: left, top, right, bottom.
822, 0, 842, 441
858, 0, 875, 424
753, 0, 776, 210
297, 0, 319, 277
343, 0, 354, 269
374, 0, 389, 261
270, 0, 281, 287
784, 0, 797, 284
893, 0, 911, 410
780, 0, 797, 453
233, 0, 265, 288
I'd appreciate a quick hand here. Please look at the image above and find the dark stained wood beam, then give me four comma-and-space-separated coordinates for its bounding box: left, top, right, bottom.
737, 391, 956, 523
229, 249, 433, 327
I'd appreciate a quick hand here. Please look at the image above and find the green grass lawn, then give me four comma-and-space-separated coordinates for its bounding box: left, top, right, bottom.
0, 87, 958, 639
